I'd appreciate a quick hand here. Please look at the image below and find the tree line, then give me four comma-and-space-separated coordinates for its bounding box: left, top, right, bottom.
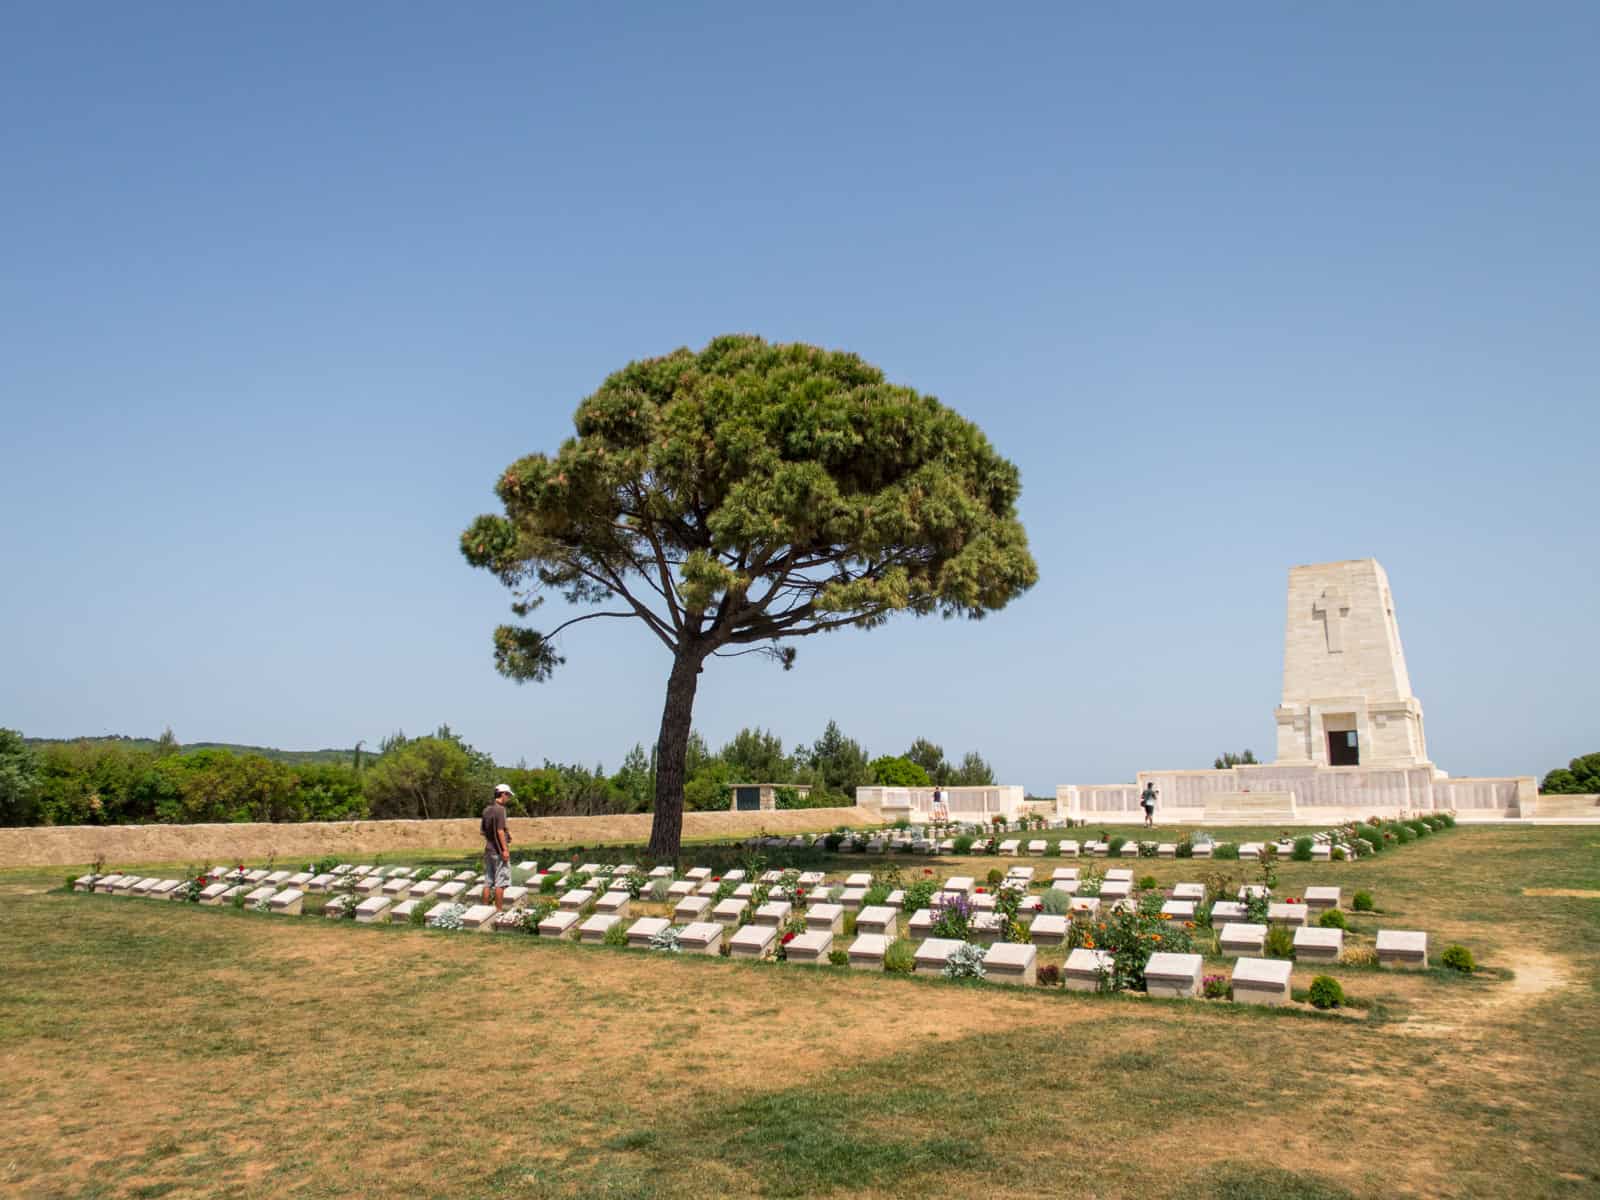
0, 723, 995, 827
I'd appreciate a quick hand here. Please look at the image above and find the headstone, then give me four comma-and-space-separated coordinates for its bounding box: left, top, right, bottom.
695, 881, 721, 897
1027, 840, 1047, 856
711, 899, 748, 927
1218, 923, 1267, 956
73, 874, 99, 892
1157, 844, 1177, 859
286, 872, 313, 889
786, 929, 832, 965
538, 909, 581, 940
1376, 930, 1428, 968
752, 901, 792, 927
559, 889, 594, 912
244, 870, 269, 884
546, 861, 572, 876
1161, 900, 1196, 921
1100, 880, 1131, 903
1311, 844, 1332, 862
1059, 840, 1080, 857
667, 881, 696, 898
1268, 903, 1309, 927
855, 906, 897, 938
943, 876, 975, 896
912, 938, 963, 976
500, 886, 529, 910
355, 896, 392, 923
1171, 883, 1205, 902
1105, 868, 1133, 883
673, 895, 711, 923
1007, 866, 1035, 883
514, 861, 539, 874
649, 865, 675, 879
1119, 842, 1140, 857
1211, 901, 1248, 922
322, 895, 353, 919
838, 887, 867, 912
244, 885, 276, 905
380, 878, 410, 896
731, 883, 755, 900
1064, 947, 1115, 991
435, 881, 467, 904
389, 899, 420, 923
578, 914, 619, 943
805, 903, 844, 935
677, 921, 724, 955
1144, 952, 1204, 999
1293, 926, 1344, 963
845, 873, 872, 888
685, 867, 712, 882
1051, 867, 1080, 883
352, 877, 382, 896
149, 879, 182, 900
1238, 885, 1271, 901
907, 908, 934, 937
730, 923, 778, 959
626, 917, 670, 947
999, 839, 1021, 856
408, 880, 441, 900
1303, 886, 1341, 913
331, 864, 353, 876
846, 933, 888, 970
198, 883, 230, 905
984, 942, 1036, 986
1191, 842, 1214, 859
1069, 897, 1101, 919
1030, 914, 1069, 945
1231, 956, 1293, 1006
596, 892, 631, 917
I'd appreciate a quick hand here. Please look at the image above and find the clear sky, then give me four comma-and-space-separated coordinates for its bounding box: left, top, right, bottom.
2, 3, 1596, 793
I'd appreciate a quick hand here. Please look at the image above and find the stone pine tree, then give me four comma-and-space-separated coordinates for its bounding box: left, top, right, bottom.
461, 335, 1037, 858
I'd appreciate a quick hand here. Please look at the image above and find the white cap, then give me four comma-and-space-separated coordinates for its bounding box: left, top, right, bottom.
494, 783, 514, 796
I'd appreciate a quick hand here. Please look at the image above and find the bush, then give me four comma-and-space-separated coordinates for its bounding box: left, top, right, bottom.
1213, 843, 1240, 861
1317, 908, 1348, 930
1106, 836, 1126, 856
1138, 875, 1157, 891
1291, 837, 1313, 862
941, 942, 987, 980
1439, 812, 1456, 827
1308, 975, 1344, 1009
985, 868, 1004, 887
646, 877, 671, 902
1331, 846, 1346, 862
1406, 819, 1429, 838
1039, 887, 1073, 915
952, 835, 974, 854
823, 834, 845, 852
1264, 926, 1295, 958
1137, 841, 1158, 858
883, 938, 916, 975
827, 949, 849, 967
1202, 972, 1229, 1000
1036, 963, 1061, 987
930, 893, 974, 940
862, 883, 891, 907
1339, 945, 1379, 967
1355, 824, 1383, 852
602, 921, 628, 947
1392, 824, 1414, 845
1441, 944, 1476, 973
1352, 890, 1374, 913
1175, 837, 1193, 859
902, 878, 937, 912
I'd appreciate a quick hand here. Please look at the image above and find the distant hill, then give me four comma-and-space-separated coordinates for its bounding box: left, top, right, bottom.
23, 734, 362, 766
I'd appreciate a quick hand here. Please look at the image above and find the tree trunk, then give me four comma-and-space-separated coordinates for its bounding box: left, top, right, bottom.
647, 649, 703, 861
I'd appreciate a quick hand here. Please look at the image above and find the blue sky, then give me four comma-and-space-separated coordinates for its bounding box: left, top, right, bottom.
2, 3, 1595, 792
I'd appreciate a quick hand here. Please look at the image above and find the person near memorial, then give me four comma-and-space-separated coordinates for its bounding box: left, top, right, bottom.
1140, 781, 1158, 828
481, 783, 514, 910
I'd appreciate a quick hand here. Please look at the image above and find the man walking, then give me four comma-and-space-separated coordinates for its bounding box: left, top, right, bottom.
481, 783, 514, 911
1140, 781, 1158, 829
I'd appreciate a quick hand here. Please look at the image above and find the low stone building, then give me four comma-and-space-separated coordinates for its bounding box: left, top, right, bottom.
726, 783, 813, 812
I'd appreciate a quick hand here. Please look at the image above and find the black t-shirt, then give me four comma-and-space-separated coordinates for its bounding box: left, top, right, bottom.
481, 802, 508, 854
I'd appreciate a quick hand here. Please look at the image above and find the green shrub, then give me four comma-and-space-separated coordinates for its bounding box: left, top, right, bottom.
1137, 841, 1158, 858
1264, 926, 1295, 958
1039, 887, 1073, 915
952, 835, 974, 854
1213, 843, 1240, 861
602, 921, 628, 947
1175, 837, 1194, 859
1317, 908, 1348, 930
823, 834, 845, 852
883, 938, 916, 975
1291, 837, 1313, 862
1331, 846, 1346, 862
862, 884, 891, 906
1036, 963, 1062, 987
1201, 972, 1229, 999
1355, 824, 1383, 852
986, 868, 1004, 887
902, 878, 937, 912
1406, 819, 1428, 837
1308, 975, 1344, 1009
1352, 890, 1374, 912
1392, 824, 1414, 845
827, 949, 849, 967
1107, 836, 1126, 856
1138, 875, 1157, 891
539, 873, 559, 894
1438, 812, 1456, 827
1441, 944, 1475, 973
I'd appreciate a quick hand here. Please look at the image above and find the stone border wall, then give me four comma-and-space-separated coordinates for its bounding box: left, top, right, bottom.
0, 805, 883, 869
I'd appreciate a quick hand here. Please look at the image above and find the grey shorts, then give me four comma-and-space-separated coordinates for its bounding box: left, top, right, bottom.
484, 851, 511, 888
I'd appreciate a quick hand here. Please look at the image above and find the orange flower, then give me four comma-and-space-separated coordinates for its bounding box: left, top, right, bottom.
1160, 913, 1172, 920
1084, 939, 1095, 948
1152, 934, 1162, 942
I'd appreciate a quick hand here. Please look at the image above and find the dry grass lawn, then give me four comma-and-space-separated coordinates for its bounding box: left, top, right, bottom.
1, 824, 1596, 1199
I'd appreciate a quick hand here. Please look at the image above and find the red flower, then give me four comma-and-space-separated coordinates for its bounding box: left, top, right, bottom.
923, 868, 933, 875
976, 887, 986, 894
712, 876, 721, 882
782, 932, 796, 943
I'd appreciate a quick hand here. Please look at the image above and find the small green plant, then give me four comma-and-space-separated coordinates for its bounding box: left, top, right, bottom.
602, 921, 628, 947
1106, 836, 1126, 856
1438, 812, 1456, 827
1039, 887, 1072, 915
1352, 890, 1375, 912
883, 938, 915, 975
1441, 944, 1476, 973
862, 883, 891, 907
1138, 874, 1157, 891
1291, 837, 1313, 862
1264, 926, 1295, 958
1213, 843, 1240, 861
985, 868, 1004, 887
952, 835, 974, 854
1331, 846, 1347, 862
1355, 824, 1383, 852
1392, 823, 1414, 845
646, 877, 671, 902
1317, 908, 1348, 930
1202, 972, 1229, 999
828, 948, 849, 967
1175, 837, 1193, 859
1308, 975, 1344, 1009
1340, 945, 1379, 967
942, 942, 987, 980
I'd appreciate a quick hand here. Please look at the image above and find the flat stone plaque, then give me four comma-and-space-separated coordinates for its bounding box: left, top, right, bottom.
730, 923, 777, 959
1231, 956, 1293, 1005
626, 917, 669, 947
1144, 952, 1203, 999
984, 942, 1036, 986
578, 913, 619, 943
1064, 947, 1114, 991
1293, 926, 1343, 962
538, 909, 581, 939
677, 921, 723, 954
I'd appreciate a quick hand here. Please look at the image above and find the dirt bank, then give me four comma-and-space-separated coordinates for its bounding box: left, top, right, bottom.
0, 805, 884, 869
